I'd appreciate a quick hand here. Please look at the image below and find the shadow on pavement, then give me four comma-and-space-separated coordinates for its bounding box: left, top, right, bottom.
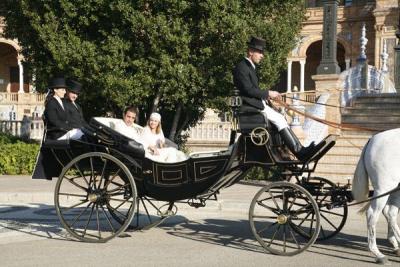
162, 217, 400, 264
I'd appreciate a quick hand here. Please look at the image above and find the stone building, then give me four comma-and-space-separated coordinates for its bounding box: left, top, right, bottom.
275, 0, 399, 93
0, 17, 44, 122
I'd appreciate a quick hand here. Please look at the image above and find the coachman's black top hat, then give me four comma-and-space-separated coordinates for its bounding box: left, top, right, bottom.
48, 77, 68, 89
247, 36, 266, 52
67, 80, 82, 94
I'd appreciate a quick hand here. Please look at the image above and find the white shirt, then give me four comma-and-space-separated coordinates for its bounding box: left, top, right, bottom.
54, 96, 64, 110
245, 57, 256, 70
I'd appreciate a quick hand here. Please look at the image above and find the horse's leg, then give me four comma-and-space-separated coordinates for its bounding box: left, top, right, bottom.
367, 195, 390, 264
383, 204, 400, 255
386, 192, 400, 256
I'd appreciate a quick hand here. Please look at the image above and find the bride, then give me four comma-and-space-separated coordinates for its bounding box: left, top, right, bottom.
141, 112, 187, 163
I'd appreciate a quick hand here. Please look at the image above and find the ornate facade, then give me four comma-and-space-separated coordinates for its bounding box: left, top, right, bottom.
0, 17, 44, 121
277, 0, 399, 93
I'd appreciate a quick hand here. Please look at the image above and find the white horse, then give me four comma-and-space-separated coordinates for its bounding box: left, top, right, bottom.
352, 128, 400, 264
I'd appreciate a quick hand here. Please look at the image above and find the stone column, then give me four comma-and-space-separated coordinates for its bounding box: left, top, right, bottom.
312, 74, 341, 135
395, 10, 400, 91
345, 58, 351, 70
299, 59, 306, 92
17, 57, 24, 93
317, 0, 341, 75
287, 60, 293, 93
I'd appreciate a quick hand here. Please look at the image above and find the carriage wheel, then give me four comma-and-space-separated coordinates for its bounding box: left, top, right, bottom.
298, 177, 348, 241
249, 182, 320, 256
55, 152, 137, 242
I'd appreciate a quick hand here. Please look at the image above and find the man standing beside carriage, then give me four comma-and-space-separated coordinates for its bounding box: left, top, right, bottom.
232, 36, 323, 161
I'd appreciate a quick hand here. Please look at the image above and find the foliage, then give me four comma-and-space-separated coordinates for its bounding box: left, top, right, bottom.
0, 133, 39, 174
244, 166, 284, 181
2, 0, 305, 141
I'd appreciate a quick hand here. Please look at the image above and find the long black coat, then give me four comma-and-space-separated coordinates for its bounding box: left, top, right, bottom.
232, 58, 269, 110
65, 100, 86, 128
43, 97, 71, 139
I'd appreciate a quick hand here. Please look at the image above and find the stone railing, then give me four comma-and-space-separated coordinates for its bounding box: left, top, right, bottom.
187, 121, 232, 141
0, 92, 45, 104
283, 91, 316, 107
0, 118, 44, 141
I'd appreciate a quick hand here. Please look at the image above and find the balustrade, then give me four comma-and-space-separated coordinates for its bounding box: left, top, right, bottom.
0, 119, 44, 141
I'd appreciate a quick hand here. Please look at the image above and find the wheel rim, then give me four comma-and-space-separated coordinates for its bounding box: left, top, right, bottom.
55, 152, 137, 242
249, 182, 320, 256
299, 177, 348, 241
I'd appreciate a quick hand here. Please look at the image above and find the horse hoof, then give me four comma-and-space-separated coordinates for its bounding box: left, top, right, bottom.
375, 257, 390, 265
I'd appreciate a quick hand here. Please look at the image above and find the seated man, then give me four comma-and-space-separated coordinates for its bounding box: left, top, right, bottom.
233, 36, 321, 160
113, 106, 143, 141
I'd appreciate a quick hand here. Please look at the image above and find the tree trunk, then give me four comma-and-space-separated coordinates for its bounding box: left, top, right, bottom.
150, 92, 161, 114
169, 104, 182, 140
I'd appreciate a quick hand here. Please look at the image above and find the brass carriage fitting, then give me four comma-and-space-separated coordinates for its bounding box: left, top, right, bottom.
276, 214, 288, 224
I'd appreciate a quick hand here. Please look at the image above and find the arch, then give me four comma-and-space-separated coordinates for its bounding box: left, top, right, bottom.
0, 38, 21, 53
297, 35, 351, 59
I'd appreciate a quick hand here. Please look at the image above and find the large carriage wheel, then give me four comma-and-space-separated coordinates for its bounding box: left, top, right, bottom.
298, 177, 348, 241
55, 152, 137, 242
249, 182, 320, 256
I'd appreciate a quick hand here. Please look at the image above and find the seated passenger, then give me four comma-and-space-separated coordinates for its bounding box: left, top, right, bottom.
64, 79, 87, 129
114, 106, 143, 140
43, 77, 83, 140
141, 112, 187, 162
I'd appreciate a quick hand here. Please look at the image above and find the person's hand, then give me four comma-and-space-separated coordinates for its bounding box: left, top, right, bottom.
268, 90, 282, 101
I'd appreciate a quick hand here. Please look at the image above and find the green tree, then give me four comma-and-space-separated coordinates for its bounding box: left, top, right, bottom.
1, 0, 305, 141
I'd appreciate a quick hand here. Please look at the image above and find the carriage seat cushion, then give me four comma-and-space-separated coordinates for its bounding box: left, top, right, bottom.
238, 106, 269, 133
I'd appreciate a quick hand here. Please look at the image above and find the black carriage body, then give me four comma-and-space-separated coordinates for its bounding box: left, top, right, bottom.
33, 115, 337, 203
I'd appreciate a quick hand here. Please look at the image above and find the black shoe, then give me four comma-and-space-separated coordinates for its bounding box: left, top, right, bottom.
296, 141, 325, 161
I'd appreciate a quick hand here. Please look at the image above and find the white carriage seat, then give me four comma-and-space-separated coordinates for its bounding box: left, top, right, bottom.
93, 117, 189, 163
93, 117, 144, 141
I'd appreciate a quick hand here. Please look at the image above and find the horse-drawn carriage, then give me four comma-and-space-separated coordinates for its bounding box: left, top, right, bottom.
32, 93, 354, 256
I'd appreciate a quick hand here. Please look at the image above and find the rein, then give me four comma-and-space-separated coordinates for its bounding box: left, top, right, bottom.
346, 184, 400, 207
272, 98, 384, 132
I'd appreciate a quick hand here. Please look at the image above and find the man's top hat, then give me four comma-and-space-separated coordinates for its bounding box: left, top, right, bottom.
247, 36, 266, 52
67, 80, 82, 94
48, 77, 68, 89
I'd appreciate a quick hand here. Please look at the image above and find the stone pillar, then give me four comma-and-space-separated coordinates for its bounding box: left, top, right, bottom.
395, 10, 400, 91
300, 59, 306, 92
287, 60, 293, 93
312, 74, 341, 135
317, 0, 341, 75
345, 58, 351, 70
17, 57, 24, 93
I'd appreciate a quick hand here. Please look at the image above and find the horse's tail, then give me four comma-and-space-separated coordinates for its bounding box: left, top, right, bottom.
352, 141, 370, 204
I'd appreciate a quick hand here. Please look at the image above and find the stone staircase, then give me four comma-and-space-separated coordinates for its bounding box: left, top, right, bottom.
314, 93, 400, 184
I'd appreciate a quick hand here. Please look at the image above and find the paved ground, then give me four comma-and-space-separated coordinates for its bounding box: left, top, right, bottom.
0, 175, 399, 267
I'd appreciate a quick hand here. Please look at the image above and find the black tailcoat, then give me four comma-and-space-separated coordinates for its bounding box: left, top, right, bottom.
43, 97, 71, 139
65, 100, 86, 128
232, 58, 269, 110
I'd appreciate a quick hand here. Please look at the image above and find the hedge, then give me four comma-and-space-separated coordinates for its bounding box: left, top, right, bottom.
0, 133, 40, 175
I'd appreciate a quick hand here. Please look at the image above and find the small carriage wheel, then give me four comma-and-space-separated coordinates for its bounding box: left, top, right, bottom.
297, 177, 348, 241
249, 182, 320, 256
250, 127, 270, 146
55, 152, 137, 242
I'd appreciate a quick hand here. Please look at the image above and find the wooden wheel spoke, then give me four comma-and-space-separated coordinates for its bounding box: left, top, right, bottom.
256, 201, 280, 214
100, 205, 116, 233
82, 204, 96, 237
320, 213, 339, 230
61, 199, 89, 212
68, 203, 92, 228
